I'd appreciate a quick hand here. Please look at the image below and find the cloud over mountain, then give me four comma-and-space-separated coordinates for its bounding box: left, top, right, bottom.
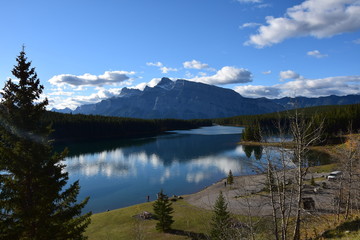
234, 85, 281, 98
235, 75, 360, 98
146, 61, 177, 74
49, 71, 135, 87
183, 60, 210, 70
246, 0, 360, 48
191, 66, 253, 85
279, 70, 301, 81
49, 88, 123, 110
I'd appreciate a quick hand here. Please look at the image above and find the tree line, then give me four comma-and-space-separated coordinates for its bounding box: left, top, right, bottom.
215, 104, 360, 143
42, 112, 212, 142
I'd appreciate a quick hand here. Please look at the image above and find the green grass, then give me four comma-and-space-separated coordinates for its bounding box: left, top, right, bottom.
321, 217, 360, 239
85, 199, 213, 240
308, 163, 338, 173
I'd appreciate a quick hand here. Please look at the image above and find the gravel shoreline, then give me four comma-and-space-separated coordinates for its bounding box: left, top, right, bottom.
184, 171, 340, 216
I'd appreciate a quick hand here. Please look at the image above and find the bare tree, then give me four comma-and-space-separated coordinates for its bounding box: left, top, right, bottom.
336, 130, 360, 220
290, 110, 324, 240
262, 118, 297, 240
257, 110, 323, 240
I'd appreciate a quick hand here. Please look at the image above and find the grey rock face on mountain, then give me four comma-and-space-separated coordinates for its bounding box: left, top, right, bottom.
73, 78, 284, 119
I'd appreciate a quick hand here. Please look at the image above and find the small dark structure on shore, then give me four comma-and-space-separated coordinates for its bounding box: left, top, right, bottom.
302, 197, 315, 210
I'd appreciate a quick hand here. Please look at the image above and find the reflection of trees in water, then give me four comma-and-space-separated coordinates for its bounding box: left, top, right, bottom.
242, 144, 331, 166
55, 137, 156, 157
242, 145, 263, 160
305, 150, 331, 166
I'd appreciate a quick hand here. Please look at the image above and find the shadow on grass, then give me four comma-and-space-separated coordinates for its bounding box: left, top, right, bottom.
167, 229, 207, 240
321, 217, 360, 239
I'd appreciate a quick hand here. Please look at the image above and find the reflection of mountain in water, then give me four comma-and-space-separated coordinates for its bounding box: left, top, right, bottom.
64, 133, 244, 177
65, 133, 241, 165
127, 134, 241, 165
64, 132, 331, 178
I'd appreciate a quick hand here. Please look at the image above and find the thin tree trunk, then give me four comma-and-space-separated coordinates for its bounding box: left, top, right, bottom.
268, 165, 280, 240
292, 167, 302, 240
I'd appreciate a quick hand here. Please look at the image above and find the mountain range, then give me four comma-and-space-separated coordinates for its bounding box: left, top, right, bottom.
52, 78, 360, 119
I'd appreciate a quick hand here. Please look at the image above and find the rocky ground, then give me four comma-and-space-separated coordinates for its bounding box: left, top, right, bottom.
185, 171, 344, 217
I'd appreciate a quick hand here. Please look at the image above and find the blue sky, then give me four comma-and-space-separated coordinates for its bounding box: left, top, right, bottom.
0, 0, 359, 110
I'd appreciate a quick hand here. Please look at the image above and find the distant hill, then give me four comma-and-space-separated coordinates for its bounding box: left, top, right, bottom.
51, 107, 72, 114
71, 78, 284, 119
272, 95, 360, 109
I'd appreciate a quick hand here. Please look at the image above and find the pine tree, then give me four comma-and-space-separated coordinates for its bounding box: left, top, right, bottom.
227, 170, 234, 186
0, 48, 91, 239
152, 190, 174, 232
241, 121, 262, 142
210, 191, 233, 240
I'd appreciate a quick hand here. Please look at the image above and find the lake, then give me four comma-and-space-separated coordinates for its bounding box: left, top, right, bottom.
60, 125, 330, 213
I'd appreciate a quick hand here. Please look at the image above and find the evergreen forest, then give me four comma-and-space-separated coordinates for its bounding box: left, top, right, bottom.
42, 112, 212, 142
215, 104, 360, 142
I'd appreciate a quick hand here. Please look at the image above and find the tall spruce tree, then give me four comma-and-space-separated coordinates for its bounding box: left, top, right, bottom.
0, 48, 91, 240
152, 190, 174, 232
210, 191, 233, 240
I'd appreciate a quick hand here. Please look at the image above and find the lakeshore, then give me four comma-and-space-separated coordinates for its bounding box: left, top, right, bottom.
85, 165, 344, 240
85, 141, 359, 239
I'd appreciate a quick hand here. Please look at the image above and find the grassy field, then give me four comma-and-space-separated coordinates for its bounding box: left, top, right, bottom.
85, 199, 213, 240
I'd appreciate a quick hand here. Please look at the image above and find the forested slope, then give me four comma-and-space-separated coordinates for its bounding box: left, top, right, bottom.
215, 104, 360, 139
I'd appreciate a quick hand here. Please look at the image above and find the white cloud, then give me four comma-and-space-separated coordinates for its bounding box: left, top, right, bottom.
147, 78, 163, 87
279, 76, 360, 97
246, 0, 360, 48
48, 88, 123, 110
160, 66, 178, 74
190, 66, 253, 85
353, 38, 360, 44
146, 62, 163, 67
307, 50, 328, 58
132, 82, 148, 91
48, 90, 74, 96
239, 22, 261, 29
131, 78, 163, 91
279, 70, 301, 81
198, 72, 208, 77
234, 85, 281, 98
147, 61, 177, 74
262, 70, 272, 75
49, 71, 135, 88
234, 75, 360, 98
183, 60, 210, 70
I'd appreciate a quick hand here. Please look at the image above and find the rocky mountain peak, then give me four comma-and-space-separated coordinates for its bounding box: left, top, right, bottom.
155, 77, 175, 90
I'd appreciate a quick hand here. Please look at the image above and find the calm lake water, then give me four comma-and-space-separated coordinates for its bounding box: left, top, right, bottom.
60, 125, 330, 213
